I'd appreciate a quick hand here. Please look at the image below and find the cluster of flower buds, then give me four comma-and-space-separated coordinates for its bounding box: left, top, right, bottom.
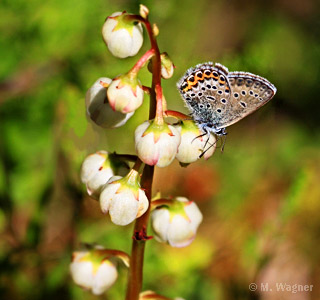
81, 151, 148, 226
85, 5, 216, 164
70, 246, 129, 295
135, 117, 216, 167
76, 4, 211, 298
86, 9, 149, 129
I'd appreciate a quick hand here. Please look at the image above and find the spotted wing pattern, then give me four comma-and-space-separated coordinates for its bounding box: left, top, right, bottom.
177, 62, 277, 130
221, 71, 277, 128
177, 62, 232, 128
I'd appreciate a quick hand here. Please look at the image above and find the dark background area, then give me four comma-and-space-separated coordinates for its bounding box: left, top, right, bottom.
0, 0, 320, 299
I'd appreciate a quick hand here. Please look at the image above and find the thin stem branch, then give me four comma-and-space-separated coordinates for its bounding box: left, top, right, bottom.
129, 48, 155, 77
165, 110, 191, 120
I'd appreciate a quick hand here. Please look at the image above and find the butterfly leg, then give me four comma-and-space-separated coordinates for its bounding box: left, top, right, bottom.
191, 132, 207, 144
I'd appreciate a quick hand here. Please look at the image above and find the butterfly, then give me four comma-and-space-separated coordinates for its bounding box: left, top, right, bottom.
177, 62, 277, 140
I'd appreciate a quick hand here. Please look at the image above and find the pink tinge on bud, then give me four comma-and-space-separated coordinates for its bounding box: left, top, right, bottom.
107, 77, 144, 114
135, 121, 181, 168
85, 78, 134, 128
102, 12, 144, 58
151, 197, 203, 247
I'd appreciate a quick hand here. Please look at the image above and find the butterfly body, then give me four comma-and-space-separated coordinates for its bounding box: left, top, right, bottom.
177, 62, 277, 137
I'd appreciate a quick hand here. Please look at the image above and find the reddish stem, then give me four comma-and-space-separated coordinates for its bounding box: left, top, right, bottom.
129, 48, 155, 77
142, 85, 151, 94
154, 84, 164, 125
150, 198, 174, 210
165, 109, 191, 120
125, 13, 161, 300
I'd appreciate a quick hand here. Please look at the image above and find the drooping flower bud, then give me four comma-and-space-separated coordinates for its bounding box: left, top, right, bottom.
81, 151, 129, 199
139, 4, 149, 19
99, 169, 149, 226
85, 78, 134, 128
107, 74, 144, 114
102, 12, 143, 58
70, 249, 118, 295
174, 120, 216, 163
135, 120, 181, 168
151, 197, 203, 248
160, 52, 174, 79
148, 52, 174, 79
152, 23, 159, 36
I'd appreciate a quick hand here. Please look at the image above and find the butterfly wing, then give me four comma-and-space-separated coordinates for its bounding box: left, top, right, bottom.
215, 72, 277, 129
177, 62, 232, 127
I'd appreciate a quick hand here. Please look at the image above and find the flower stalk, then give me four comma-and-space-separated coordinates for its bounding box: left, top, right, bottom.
125, 10, 162, 300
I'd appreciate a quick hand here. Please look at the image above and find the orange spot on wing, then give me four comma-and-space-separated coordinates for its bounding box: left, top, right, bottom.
195, 73, 204, 81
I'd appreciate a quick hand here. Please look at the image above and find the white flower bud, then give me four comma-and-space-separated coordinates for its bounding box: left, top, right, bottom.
107, 75, 144, 113
160, 52, 174, 79
70, 250, 118, 295
85, 78, 134, 128
135, 120, 181, 168
102, 12, 143, 58
151, 197, 203, 247
81, 151, 128, 199
99, 170, 149, 226
175, 120, 216, 163
139, 4, 149, 19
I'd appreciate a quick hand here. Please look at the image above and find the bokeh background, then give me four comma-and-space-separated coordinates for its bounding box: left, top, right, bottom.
1, 0, 320, 299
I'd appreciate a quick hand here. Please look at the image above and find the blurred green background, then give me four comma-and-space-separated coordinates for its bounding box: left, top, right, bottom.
1, 0, 320, 299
